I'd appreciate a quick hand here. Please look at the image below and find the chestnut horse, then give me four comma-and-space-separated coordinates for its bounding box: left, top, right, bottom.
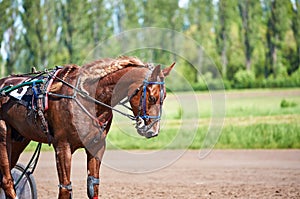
0, 56, 174, 199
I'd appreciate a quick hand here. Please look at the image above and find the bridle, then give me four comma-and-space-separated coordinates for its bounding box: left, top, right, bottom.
121, 67, 165, 132
126, 76, 165, 133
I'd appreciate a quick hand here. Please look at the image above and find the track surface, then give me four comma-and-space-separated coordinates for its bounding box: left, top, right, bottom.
18, 150, 300, 199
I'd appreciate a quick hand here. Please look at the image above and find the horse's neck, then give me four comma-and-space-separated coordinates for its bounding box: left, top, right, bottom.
98, 67, 148, 106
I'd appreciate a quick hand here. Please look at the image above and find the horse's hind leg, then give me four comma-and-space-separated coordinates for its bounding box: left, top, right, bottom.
10, 129, 30, 168
0, 120, 17, 199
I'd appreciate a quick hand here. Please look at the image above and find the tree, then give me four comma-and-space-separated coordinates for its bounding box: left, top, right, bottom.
86, 0, 113, 59
265, 0, 292, 77
185, 0, 215, 81
292, 0, 300, 70
0, 1, 10, 51
56, 0, 93, 64
21, 0, 58, 70
216, 0, 239, 78
123, 0, 141, 30
141, 0, 183, 63
0, 1, 10, 75
0, 1, 25, 75
238, 0, 262, 71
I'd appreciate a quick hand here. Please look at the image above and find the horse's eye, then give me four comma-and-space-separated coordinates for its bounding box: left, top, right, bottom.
148, 95, 156, 104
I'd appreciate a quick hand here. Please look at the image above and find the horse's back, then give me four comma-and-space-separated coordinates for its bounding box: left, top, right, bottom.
0, 75, 29, 89
0, 75, 29, 116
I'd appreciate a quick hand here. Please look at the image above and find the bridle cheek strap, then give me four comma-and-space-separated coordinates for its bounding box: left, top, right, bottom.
139, 80, 165, 120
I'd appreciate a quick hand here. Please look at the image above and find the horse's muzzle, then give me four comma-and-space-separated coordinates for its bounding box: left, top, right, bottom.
135, 117, 160, 138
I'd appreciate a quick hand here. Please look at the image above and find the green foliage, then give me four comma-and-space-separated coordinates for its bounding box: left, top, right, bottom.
190, 72, 230, 91
233, 69, 255, 88
265, 0, 294, 78
174, 107, 182, 120
186, 0, 214, 45
238, 0, 263, 71
216, 0, 240, 78
178, 61, 198, 84
254, 68, 300, 88
292, 1, 300, 69
0, 0, 298, 90
280, 99, 297, 108
291, 67, 300, 85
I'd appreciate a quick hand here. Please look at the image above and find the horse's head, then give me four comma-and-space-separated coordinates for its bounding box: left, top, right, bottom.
129, 63, 175, 138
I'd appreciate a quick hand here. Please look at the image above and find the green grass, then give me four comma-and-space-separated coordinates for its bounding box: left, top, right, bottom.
106, 115, 300, 150
199, 123, 300, 149
24, 142, 53, 152
107, 88, 300, 149
25, 88, 300, 150
163, 88, 300, 119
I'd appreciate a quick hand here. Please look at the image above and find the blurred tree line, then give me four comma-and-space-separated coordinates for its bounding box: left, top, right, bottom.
0, 0, 299, 90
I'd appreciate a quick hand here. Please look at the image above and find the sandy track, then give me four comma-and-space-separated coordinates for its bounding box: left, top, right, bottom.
18, 150, 300, 199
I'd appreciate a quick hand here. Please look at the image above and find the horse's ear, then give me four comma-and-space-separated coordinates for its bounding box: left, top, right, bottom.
150, 65, 161, 81
162, 62, 175, 77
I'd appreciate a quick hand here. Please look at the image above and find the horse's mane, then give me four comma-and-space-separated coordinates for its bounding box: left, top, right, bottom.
81, 56, 145, 78
79, 56, 147, 94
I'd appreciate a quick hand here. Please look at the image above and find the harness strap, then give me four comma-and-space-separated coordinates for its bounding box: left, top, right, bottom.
47, 75, 136, 121
1, 79, 44, 95
58, 182, 73, 198
45, 68, 62, 110
58, 182, 72, 191
49, 78, 113, 136
37, 109, 52, 145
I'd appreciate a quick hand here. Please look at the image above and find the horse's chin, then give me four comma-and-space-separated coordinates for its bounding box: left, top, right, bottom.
137, 129, 159, 139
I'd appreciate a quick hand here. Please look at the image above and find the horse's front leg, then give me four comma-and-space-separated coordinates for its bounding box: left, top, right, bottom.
86, 116, 111, 199
54, 142, 72, 199
86, 152, 100, 199
86, 142, 106, 199
0, 121, 17, 199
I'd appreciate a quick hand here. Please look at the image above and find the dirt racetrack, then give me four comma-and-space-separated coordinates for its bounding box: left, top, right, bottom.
18, 150, 300, 199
